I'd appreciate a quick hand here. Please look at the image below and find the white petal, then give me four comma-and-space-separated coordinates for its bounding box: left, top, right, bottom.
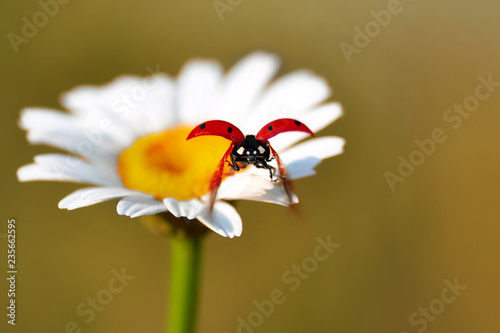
62, 76, 142, 118
244, 71, 331, 133
61, 81, 142, 143
214, 173, 273, 201
163, 198, 206, 220
197, 201, 242, 238
62, 75, 177, 140
117, 195, 168, 218
281, 136, 345, 162
19, 109, 123, 167
223, 179, 298, 206
131, 75, 178, 133
214, 168, 299, 206
17, 154, 121, 186
247, 184, 299, 206
269, 103, 343, 151
286, 157, 322, 179
215, 52, 280, 122
58, 186, 142, 210
280, 137, 345, 180
177, 61, 222, 124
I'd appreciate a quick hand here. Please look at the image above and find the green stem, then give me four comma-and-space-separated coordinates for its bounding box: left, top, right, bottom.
166, 231, 203, 333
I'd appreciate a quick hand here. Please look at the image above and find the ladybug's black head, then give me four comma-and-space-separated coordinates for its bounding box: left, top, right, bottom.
233, 135, 268, 164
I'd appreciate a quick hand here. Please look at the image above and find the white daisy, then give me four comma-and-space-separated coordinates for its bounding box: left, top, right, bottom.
17, 52, 345, 238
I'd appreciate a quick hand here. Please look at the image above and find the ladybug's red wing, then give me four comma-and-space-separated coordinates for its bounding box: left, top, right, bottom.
256, 118, 315, 141
269, 145, 295, 206
187, 120, 243, 213
187, 120, 245, 143
208, 142, 235, 213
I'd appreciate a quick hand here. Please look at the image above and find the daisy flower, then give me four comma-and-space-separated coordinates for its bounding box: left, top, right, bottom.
17, 52, 344, 238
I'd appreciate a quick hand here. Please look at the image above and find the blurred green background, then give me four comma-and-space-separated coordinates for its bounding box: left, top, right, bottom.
1, 0, 499, 332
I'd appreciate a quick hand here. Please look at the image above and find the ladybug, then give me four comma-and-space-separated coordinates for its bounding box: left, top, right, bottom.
187, 118, 315, 211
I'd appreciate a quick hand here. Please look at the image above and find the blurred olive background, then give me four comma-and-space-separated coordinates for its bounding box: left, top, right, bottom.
1, 0, 500, 332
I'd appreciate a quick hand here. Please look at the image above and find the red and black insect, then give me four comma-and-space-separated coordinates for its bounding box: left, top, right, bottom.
187, 118, 315, 211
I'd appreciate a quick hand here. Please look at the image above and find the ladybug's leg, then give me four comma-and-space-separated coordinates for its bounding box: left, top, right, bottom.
268, 165, 277, 181
228, 152, 240, 171
264, 145, 274, 162
261, 143, 275, 164
255, 158, 277, 181
268, 145, 295, 206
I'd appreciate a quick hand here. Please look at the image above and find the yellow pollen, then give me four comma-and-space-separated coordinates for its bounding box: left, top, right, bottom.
118, 126, 230, 201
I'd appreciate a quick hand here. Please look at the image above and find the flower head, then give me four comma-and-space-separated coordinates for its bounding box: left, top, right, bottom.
17, 52, 345, 238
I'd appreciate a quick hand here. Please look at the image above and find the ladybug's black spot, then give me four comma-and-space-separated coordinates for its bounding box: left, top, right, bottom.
227, 126, 233, 133
294, 120, 301, 126
268, 125, 273, 131
200, 123, 206, 129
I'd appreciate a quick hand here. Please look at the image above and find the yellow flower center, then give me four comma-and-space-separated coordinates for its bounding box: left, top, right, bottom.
118, 126, 230, 201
